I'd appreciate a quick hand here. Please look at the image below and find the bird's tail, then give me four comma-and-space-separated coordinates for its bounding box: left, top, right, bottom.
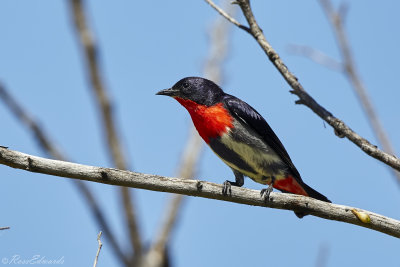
294, 181, 331, 218
301, 182, 330, 203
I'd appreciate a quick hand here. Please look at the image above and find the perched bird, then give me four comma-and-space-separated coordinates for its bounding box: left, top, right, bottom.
157, 77, 330, 217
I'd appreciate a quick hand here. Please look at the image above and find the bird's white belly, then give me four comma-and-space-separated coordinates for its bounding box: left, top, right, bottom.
217, 131, 286, 184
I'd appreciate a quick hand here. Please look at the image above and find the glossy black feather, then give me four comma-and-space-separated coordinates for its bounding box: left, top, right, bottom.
222, 94, 303, 182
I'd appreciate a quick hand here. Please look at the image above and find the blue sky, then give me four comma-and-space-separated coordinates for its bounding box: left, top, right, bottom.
1, 1, 399, 266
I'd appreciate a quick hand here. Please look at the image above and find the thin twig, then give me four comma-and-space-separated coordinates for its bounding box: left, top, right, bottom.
204, 0, 250, 33
318, 0, 400, 185
286, 44, 342, 71
205, 0, 400, 173
0, 84, 130, 266
93, 231, 103, 267
69, 0, 142, 257
1, 147, 400, 238
0, 227, 10, 230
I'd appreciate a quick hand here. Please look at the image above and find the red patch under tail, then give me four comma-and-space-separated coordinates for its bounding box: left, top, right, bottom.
273, 175, 308, 196
274, 175, 331, 203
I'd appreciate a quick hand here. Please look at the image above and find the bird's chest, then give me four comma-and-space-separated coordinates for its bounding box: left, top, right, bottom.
176, 98, 233, 143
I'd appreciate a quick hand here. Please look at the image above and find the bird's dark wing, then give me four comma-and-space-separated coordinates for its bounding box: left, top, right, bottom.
223, 94, 302, 180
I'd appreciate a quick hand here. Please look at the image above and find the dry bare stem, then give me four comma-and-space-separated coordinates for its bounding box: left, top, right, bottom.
93, 231, 103, 267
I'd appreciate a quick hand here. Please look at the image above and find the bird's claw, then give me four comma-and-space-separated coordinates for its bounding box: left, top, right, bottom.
260, 184, 274, 201
222, 180, 232, 196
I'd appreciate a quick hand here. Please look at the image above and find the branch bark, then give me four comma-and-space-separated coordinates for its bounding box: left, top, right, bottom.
1, 147, 399, 238
205, 0, 400, 173
69, 0, 142, 258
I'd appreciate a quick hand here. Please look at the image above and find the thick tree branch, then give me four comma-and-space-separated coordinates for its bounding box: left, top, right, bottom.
205, 0, 400, 172
318, 0, 400, 185
1, 147, 399, 238
0, 84, 129, 266
69, 0, 142, 257
0, 227, 10, 230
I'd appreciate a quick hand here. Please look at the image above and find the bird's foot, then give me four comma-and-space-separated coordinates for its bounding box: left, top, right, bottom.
260, 183, 274, 201
222, 180, 232, 196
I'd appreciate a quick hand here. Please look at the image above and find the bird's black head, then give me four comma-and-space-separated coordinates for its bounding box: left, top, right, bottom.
156, 77, 224, 106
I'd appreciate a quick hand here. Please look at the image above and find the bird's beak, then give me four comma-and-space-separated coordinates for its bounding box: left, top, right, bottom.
156, 88, 179, 97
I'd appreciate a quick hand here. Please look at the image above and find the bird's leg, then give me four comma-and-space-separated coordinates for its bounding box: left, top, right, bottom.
260, 176, 275, 201
222, 170, 244, 196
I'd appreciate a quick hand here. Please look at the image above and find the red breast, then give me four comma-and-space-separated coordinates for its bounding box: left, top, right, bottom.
175, 97, 233, 143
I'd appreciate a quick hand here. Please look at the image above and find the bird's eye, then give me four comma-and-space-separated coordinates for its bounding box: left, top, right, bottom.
182, 82, 190, 89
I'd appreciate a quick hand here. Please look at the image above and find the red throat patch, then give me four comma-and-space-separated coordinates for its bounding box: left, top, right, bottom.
175, 97, 233, 143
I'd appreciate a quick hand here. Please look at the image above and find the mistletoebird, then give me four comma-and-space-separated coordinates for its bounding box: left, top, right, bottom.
157, 77, 330, 217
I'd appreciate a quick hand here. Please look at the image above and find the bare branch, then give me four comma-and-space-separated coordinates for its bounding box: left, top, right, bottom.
205, 0, 400, 172
93, 231, 103, 267
204, 0, 250, 33
1, 147, 399, 238
318, 0, 400, 185
0, 227, 10, 230
0, 84, 130, 266
69, 0, 142, 256
286, 44, 342, 71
